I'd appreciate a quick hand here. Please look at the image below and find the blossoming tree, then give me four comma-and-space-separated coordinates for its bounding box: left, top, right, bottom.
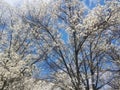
0, 0, 120, 90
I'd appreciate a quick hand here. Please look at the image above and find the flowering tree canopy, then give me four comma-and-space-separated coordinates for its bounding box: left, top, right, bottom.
0, 0, 120, 90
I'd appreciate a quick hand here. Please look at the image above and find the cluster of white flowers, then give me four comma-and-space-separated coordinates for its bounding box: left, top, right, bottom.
0, 49, 30, 89
53, 72, 73, 90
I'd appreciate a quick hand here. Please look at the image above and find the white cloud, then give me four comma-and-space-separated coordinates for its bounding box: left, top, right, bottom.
4, 0, 22, 6
4, 0, 51, 6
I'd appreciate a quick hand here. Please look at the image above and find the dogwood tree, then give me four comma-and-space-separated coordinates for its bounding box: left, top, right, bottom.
0, 1, 39, 90
20, 0, 120, 90
0, 0, 120, 90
